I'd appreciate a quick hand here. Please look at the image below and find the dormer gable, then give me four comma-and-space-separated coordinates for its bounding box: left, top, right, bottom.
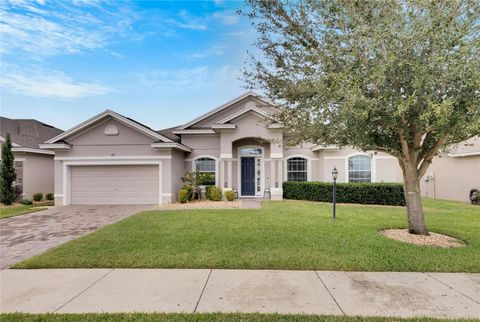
174, 92, 279, 134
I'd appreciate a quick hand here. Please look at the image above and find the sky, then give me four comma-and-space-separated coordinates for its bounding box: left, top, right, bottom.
0, 0, 259, 131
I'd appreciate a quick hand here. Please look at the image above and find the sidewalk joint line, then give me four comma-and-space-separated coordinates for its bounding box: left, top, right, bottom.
194, 268, 212, 313
315, 271, 345, 315
55, 268, 115, 312
424, 272, 480, 305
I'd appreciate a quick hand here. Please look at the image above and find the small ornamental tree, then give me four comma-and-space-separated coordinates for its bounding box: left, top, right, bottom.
1, 134, 16, 205
242, 0, 480, 234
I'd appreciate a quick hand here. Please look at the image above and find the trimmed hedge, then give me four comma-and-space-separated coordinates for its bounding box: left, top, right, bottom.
283, 181, 405, 206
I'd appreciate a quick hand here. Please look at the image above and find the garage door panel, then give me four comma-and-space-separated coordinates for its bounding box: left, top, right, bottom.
70, 165, 159, 205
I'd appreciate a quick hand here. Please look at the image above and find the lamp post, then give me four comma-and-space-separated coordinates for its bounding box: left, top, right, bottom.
331, 167, 338, 221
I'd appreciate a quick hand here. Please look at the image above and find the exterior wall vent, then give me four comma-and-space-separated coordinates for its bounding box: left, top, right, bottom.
104, 125, 119, 136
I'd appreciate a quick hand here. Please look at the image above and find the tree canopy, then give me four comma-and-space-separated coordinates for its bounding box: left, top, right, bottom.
243, 0, 480, 234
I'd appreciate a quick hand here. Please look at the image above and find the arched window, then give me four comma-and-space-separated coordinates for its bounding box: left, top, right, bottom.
348, 155, 371, 183
287, 157, 308, 181
195, 157, 216, 185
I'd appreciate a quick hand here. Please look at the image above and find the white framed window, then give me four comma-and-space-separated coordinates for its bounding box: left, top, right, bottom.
348, 155, 372, 183
195, 157, 216, 185
287, 157, 308, 182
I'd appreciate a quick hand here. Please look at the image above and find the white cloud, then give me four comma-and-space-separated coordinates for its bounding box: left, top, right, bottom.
166, 10, 208, 31
1, 66, 114, 98
164, 8, 240, 32
0, 0, 140, 56
213, 12, 240, 25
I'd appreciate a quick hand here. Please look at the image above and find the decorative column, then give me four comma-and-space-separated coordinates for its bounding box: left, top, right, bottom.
270, 158, 276, 190
270, 137, 284, 200
227, 160, 232, 189
219, 160, 225, 189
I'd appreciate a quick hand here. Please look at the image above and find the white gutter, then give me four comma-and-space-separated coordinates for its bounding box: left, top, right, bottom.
39, 143, 71, 150
151, 142, 193, 152
448, 151, 480, 157
12, 147, 55, 155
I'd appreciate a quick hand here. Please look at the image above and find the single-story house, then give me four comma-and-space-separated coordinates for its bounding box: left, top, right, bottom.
0, 117, 63, 200
40, 92, 404, 206
421, 136, 480, 203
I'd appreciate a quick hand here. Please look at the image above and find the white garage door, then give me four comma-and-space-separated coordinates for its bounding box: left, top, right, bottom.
70, 165, 159, 205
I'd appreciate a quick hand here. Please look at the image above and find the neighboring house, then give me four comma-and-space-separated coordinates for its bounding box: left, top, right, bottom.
0, 117, 63, 200
421, 136, 480, 203
41, 92, 402, 206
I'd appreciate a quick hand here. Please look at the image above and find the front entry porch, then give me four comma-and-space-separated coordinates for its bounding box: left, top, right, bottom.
218, 137, 283, 200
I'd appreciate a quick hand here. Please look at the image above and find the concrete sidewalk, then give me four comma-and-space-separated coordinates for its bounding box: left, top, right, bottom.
1, 269, 479, 318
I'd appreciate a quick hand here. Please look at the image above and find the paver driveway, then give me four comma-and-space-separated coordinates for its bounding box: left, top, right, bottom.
0, 205, 152, 269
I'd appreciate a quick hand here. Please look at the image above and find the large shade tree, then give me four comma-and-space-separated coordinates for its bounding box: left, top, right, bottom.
242, 0, 480, 234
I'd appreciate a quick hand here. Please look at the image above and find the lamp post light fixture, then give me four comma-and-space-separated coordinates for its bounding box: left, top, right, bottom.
331, 166, 338, 221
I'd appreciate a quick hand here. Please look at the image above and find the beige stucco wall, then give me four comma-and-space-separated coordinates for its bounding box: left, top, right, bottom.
421, 154, 480, 202
220, 113, 283, 158
52, 117, 175, 206
319, 148, 402, 183
170, 148, 186, 202
14, 152, 55, 199
182, 134, 221, 159
182, 107, 403, 197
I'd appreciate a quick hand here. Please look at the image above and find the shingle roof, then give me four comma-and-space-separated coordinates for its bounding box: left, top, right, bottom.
448, 136, 480, 156
0, 117, 63, 149
156, 126, 181, 142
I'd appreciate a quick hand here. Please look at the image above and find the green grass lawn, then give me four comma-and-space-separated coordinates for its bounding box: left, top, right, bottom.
0, 201, 54, 219
0, 313, 468, 322
14, 199, 480, 272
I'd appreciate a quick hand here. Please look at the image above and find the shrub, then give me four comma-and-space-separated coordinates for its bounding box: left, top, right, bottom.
205, 185, 213, 200
283, 181, 405, 206
178, 189, 190, 203
33, 193, 43, 202
181, 170, 215, 198
14, 185, 23, 202
469, 189, 480, 205
20, 198, 33, 205
224, 190, 235, 201
207, 186, 222, 201
182, 185, 193, 200
198, 173, 215, 186
46, 193, 54, 201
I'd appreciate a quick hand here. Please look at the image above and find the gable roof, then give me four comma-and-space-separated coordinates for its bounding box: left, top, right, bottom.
0, 117, 63, 149
216, 106, 276, 124
156, 126, 181, 142
177, 91, 277, 130
45, 110, 174, 144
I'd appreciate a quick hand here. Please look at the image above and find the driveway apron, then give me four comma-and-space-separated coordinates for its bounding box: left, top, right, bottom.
0, 205, 152, 269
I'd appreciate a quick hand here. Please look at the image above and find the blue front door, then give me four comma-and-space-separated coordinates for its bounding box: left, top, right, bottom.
241, 157, 255, 196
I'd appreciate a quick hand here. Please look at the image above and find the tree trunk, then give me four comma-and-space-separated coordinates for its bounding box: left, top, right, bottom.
402, 164, 429, 235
